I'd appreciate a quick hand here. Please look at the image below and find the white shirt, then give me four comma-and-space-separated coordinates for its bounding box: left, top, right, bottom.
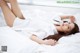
13, 17, 59, 39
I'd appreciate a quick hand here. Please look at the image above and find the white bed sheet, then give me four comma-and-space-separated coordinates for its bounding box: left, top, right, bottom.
0, 27, 40, 53
19, 33, 80, 53
0, 27, 80, 53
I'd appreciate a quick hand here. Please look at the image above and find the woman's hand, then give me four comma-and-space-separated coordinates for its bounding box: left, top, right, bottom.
43, 39, 57, 46
60, 16, 75, 23
31, 35, 58, 46
69, 16, 75, 23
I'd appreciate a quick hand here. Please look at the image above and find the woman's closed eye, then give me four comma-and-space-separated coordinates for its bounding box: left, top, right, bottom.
63, 21, 71, 24
63, 21, 68, 23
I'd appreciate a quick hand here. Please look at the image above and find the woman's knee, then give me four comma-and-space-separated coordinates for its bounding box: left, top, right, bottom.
8, 0, 17, 3
0, 0, 8, 6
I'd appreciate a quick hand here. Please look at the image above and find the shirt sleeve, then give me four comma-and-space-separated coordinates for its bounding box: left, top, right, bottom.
29, 29, 47, 39
52, 16, 63, 25
30, 22, 58, 39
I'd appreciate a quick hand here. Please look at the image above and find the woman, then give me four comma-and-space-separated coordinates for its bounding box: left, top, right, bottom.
0, 0, 79, 46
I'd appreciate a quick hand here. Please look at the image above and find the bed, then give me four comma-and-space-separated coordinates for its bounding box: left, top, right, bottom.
0, 3, 80, 53
0, 26, 80, 53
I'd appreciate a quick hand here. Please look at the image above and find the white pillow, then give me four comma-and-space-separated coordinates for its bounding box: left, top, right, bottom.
58, 33, 80, 44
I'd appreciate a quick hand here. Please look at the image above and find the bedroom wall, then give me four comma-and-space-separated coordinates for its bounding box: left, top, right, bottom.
18, 0, 80, 8
0, 0, 80, 26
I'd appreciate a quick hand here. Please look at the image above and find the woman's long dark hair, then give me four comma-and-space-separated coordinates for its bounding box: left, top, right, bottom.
43, 23, 79, 41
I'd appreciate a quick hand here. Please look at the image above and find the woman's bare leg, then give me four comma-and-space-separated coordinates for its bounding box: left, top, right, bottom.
0, 0, 16, 27
8, 0, 25, 19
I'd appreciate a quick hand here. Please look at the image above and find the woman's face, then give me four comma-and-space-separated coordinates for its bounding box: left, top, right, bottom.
61, 22, 75, 33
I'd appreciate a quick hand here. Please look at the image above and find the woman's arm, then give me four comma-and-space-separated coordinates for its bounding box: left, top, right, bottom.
30, 34, 44, 44
60, 16, 75, 23
30, 34, 57, 46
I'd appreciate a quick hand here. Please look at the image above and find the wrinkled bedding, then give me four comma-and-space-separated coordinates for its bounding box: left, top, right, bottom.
0, 27, 80, 53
